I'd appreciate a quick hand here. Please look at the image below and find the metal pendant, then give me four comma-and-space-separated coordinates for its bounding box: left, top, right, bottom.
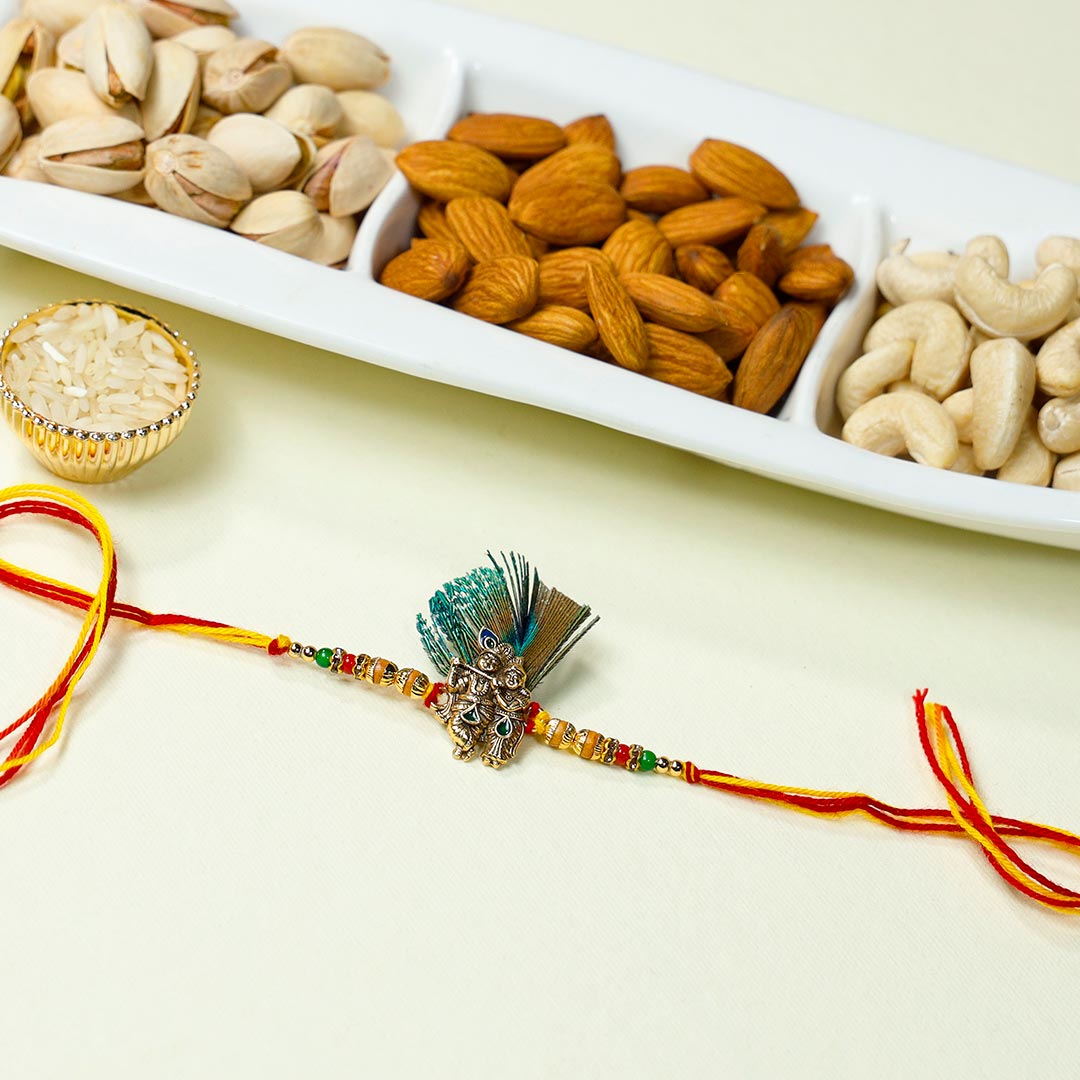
435, 630, 530, 769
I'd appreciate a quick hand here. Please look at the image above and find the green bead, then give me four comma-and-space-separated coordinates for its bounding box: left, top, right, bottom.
315, 647, 333, 669
640, 749, 657, 772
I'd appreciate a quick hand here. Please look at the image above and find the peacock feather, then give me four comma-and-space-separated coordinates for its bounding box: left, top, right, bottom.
417, 553, 597, 687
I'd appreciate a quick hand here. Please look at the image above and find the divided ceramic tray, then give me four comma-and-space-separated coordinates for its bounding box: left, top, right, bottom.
2, 0, 1079, 549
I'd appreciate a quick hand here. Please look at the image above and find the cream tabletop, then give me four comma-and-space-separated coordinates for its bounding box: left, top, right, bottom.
3, 1, 1080, 1077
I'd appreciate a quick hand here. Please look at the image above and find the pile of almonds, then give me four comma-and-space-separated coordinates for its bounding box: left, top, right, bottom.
839, 234, 1080, 491
380, 112, 854, 411
0, 1, 406, 267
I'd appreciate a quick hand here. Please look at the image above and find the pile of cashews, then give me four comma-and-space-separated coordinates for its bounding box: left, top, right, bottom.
837, 234, 1080, 491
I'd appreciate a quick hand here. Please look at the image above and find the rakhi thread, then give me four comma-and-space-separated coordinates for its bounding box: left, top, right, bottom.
2, 483, 1079, 912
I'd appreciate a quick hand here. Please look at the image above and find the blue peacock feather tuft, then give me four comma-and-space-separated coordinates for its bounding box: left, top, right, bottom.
417, 553, 597, 687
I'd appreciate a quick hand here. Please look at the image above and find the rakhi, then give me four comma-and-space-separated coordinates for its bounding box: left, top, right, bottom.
4, 483, 1080, 914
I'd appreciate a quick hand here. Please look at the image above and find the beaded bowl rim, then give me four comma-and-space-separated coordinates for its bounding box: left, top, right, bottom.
0, 299, 200, 444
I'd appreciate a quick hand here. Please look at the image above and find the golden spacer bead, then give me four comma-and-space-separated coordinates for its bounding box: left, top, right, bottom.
599, 736, 620, 765
627, 744, 643, 771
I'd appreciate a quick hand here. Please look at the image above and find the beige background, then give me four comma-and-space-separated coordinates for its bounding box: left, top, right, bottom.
3, 1, 1080, 1077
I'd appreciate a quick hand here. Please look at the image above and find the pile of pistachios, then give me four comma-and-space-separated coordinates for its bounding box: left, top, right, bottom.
0, 1, 404, 267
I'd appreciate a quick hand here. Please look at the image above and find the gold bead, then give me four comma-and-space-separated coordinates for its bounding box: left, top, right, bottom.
352, 654, 371, 680
599, 736, 620, 765
670, 759, 684, 777
627, 744, 643, 771
656, 756, 671, 775
301, 645, 316, 663
575, 729, 602, 760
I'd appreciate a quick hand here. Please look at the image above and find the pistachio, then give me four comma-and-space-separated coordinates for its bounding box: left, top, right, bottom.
82, 2, 153, 106
2, 130, 45, 180
129, 0, 236, 39
207, 112, 312, 193
169, 24, 236, 64
308, 212, 358, 268
229, 189, 322, 256
189, 101, 220, 139
280, 27, 389, 91
19, 0, 105, 36
111, 179, 155, 206
202, 37, 291, 115
265, 84, 343, 146
28, 66, 135, 125
39, 114, 145, 194
55, 16, 86, 69
144, 132, 251, 227
141, 39, 200, 141
0, 95, 21, 172
0, 16, 56, 124
336, 88, 404, 148
301, 134, 391, 217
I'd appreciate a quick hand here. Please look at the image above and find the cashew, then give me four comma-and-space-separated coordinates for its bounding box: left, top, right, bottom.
1052, 451, 1080, 491
1038, 392, 1080, 454
942, 387, 974, 443
876, 239, 958, 305
836, 341, 913, 420
863, 300, 969, 400
970, 338, 1036, 470
1036, 236, 1080, 279
842, 393, 958, 469
954, 256, 1076, 340
964, 235, 1009, 278
887, 378, 929, 395
996, 409, 1055, 487
1035, 318, 1080, 397
950, 443, 984, 476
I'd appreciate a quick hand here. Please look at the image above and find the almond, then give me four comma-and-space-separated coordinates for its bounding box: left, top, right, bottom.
675, 243, 734, 293
447, 112, 566, 160
789, 300, 829, 337
563, 114, 616, 151
733, 304, 816, 413
538, 247, 614, 309
397, 140, 513, 202
644, 324, 732, 399
379, 239, 470, 301
698, 304, 759, 361
602, 219, 674, 276
452, 255, 539, 323
778, 245, 854, 303
626, 209, 655, 224
620, 165, 709, 215
736, 223, 785, 287
760, 207, 818, 252
621, 272, 724, 333
657, 197, 765, 247
585, 261, 649, 371
417, 199, 460, 244
513, 144, 622, 198
689, 139, 799, 210
509, 180, 626, 246
715, 271, 780, 331
445, 195, 532, 260
507, 304, 598, 352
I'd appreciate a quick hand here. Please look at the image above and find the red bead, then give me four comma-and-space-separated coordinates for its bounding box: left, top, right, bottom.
341, 653, 356, 675
615, 743, 630, 767
527, 701, 541, 720
523, 718, 535, 735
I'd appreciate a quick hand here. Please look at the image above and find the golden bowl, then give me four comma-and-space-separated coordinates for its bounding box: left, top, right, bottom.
0, 300, 200, 484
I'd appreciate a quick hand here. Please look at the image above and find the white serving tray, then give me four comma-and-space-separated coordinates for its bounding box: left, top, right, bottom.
2, 0, 1079, 549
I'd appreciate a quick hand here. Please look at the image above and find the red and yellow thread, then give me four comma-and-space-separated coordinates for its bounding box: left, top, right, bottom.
3, 482, 1080, 912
